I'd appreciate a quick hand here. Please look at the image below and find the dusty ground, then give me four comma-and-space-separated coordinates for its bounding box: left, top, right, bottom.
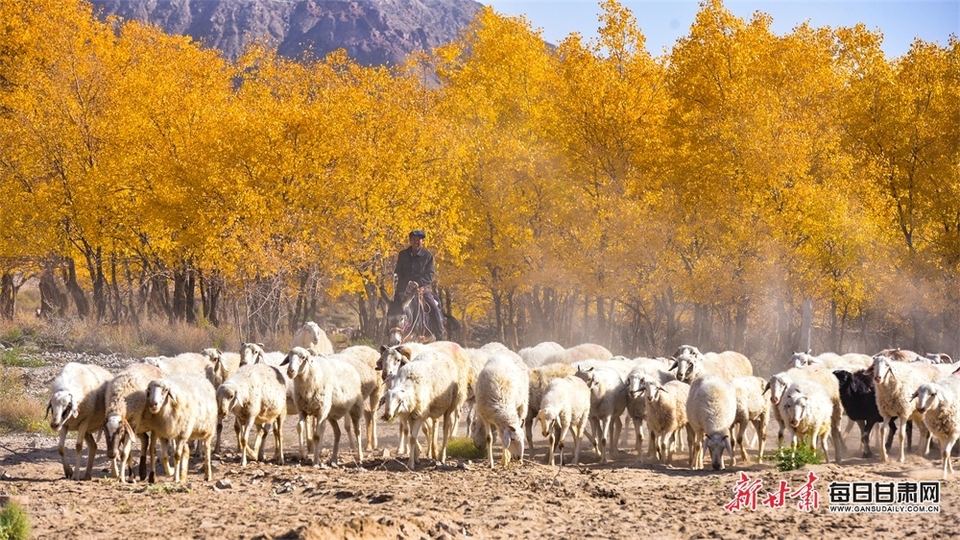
2, 354, 960, 539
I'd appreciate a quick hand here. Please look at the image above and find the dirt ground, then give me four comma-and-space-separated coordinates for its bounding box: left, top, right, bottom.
2, 416, 959, 540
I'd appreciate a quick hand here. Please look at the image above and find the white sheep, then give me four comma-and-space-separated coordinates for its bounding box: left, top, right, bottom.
625, 359, 677, 455
239, 342, 286, 368
143, 352, 209, 376
525, 362, 578, 452
381, 349, 461, 469
474, 353, 530, 468
686, 375, 737, 470
281, 347, 364, 466
47, 362, 113, 480
765, 366, 843, 461
672, 345, 753, 383
291, 321, 334, 354
200, 348, 241, 454
778, 378, 835, 463
536, 375, 591, 466
103, 362, 165, 483
144, 373, 218, 483
326, 346, 383, 452
575, 366, 627, 464
216, 363, 287, 466
518, 341, 565, 368
873, 353, 942, 463
641, 379, 691, 466
729, 376, 769, 464
543, 343, 614, 365
911, 378, 960, 479
791, 350, 872, 370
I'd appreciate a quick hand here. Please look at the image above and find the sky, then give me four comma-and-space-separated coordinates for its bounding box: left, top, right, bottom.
483, 0, 959, 58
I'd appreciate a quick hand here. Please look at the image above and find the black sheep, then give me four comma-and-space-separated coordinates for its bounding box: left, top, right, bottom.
833, 368, 907, 458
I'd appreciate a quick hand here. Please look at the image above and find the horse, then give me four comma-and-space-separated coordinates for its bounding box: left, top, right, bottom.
380, 284, 438, 346
378, 283, 461, 346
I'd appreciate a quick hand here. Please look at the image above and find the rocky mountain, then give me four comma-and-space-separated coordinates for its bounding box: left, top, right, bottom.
91, 0, 483, 66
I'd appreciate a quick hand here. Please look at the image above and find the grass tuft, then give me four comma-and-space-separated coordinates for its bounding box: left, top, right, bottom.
0, 501, 31, 540
445, 437, 485, 460
773, 444, 823, 472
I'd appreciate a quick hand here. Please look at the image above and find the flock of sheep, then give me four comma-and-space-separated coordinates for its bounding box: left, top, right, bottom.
44, 323, 960, 485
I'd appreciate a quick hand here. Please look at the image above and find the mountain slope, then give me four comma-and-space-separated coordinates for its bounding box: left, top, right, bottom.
92, 0, 482, 65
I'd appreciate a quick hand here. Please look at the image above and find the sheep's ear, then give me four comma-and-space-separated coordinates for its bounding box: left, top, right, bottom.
397, 345, 412, 361
45, 402, 51, 419
68, 397, 80, 419
668, 361, 678, 372
379, 345, 387, 353
279, 354, 289, 366
166, 386, 178, 406
806, 348, 812, 355
762, 382, 770, 395
910, 391, 919, 401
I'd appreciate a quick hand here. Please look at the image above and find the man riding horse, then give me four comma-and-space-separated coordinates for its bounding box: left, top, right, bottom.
393, 229, 446, 341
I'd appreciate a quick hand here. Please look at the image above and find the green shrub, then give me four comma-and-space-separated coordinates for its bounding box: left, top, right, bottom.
445, 437, 485, 460
0, 348, 44, 368
0, 501, 31, 540
774, 444, 823, 472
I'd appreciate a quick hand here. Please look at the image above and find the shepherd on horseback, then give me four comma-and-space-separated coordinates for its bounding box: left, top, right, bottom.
393, 229, 446, 341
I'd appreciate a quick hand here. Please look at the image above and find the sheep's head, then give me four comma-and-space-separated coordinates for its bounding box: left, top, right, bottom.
538, 409, 557, 438
767, 375, 790, 405
48, 390, 78, 430
239, 343, 266, 367
503, 425, 524, 465
281, 347, 311, 379
704, 433, 732, 471
103, 413, 133, 459
146, 379, 173, 414
377, 345, 413, 381
872, 355, 895, 384
216, 385, 239, 419
913, 383, 940, 414
642, 380, 661, 403
380, 386, 408, 423
791, 351, 817, 369
789, 394, 810, 428
672, 349, 701, 383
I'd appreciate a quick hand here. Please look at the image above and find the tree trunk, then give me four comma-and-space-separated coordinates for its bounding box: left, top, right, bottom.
38, 263, 68, 319
62, 257, 89, 319
0, 272, 18, 319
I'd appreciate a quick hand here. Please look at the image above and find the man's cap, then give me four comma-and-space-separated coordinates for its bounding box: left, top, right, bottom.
409, 230, 426, 239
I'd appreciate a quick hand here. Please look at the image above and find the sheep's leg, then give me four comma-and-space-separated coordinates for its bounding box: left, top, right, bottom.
880, 416, 892, 463
546, 423, 557, 466
485, 422, 495, 469
398, 420, 409, 456
598, 416, 611, 464
944, 437, 957, 478
79, 429, 97, 481
328, 418, 343, 466
410, 417, 427, 470
240, 418, 254, 467
439, 411, 453, 465
297, 414, 309, 463
215, 418, 223, 455
364, 407, 376, 452
202, 437, 213, 482
896, 417, 908, 463
572, 423, 584, 466
160, 438, 174, 478
57, 427, 72, 479
256, 423, 270, 462
736, 423, 749, 463
611, 416, 622, 456
588, 417, 601, 457
273, 416, 285, 465
632, 418, 643, 455
352, 407, 364, 465
147, 433, 158, 484
756, 418, 767, 464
